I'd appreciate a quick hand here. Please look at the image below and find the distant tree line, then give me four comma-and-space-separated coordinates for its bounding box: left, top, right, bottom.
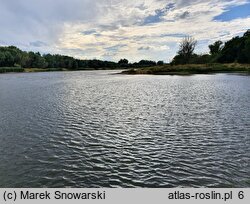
171, 30, 250, 65
1, 30, 249, 70
0, 46, 164, 69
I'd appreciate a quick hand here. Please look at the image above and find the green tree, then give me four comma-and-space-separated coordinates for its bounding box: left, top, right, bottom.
118, 59, 129, 68
209, 41, 223, 55
118, 59, 129, 64
172, 36, 197, 64
217, 31, 250, 63
178, 36, 197, 64
157, 61, 164, 66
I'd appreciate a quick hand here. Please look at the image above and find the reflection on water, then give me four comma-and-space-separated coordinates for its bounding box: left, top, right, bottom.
0, 71, 249, 187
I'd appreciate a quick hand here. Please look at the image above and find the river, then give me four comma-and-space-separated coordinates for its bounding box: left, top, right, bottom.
0, 71, 249, 187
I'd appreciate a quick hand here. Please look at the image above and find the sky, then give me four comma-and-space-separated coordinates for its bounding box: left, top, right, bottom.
0, 0, 250, 62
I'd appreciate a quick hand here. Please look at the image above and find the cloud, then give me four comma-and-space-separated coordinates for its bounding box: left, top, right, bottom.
138, 46, 151, 50
142, 3, 175, 25
0, 0, 250, 62
0, 0, 101, 50
81, 30, 98, 35
30, 41, 48, 47
178, 11, 190, 19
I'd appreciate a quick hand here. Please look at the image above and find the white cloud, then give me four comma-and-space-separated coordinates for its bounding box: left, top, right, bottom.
0, 0, 250, 62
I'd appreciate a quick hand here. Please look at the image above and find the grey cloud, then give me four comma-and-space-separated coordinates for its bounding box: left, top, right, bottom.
98, 24, 120, 31
138, 46, 151, 50
0, 0, 101, 48
81, 30, 97, 35
30, 41, 48, 47
105, 44, 127, 52
141, 3, 176, 26
176, 0, 206, 8
160, 33, 187, 38
85, 42, 106, 47
136, 3, 147, 11
178, 11, 190, 19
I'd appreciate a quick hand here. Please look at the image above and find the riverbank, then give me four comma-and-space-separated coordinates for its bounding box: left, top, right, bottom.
0, 67, 24, 73
0, 67, 119, 74
0, 67, 65, 73
1, 64, 250, 75
121, 64, 250, 75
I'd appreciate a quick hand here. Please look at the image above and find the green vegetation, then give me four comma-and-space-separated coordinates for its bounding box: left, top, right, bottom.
24, 68, 66, 73
122, 64, 250, 75
1, 30, 250, 74
123, 30, 250, 75
0, 67, 24, 73
171, 30, 250, 65
0, 46, 160, 73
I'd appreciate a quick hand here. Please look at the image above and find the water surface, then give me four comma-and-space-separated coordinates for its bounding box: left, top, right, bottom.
0, 71, 249, 187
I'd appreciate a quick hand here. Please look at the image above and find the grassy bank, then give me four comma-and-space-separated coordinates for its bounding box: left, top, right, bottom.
0, 67, 25, 73
0, 67, 68, 73
24, 67, 121, 72
1, 64, 250, 75
121, 64, 250, 75
0, 67, 122, 74
24, 68, 68, 72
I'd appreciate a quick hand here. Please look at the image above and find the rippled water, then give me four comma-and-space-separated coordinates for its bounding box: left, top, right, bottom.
0, 71, 249, 188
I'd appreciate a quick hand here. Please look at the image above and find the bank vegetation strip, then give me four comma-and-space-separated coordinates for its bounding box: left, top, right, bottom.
121, 64, 250, 75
